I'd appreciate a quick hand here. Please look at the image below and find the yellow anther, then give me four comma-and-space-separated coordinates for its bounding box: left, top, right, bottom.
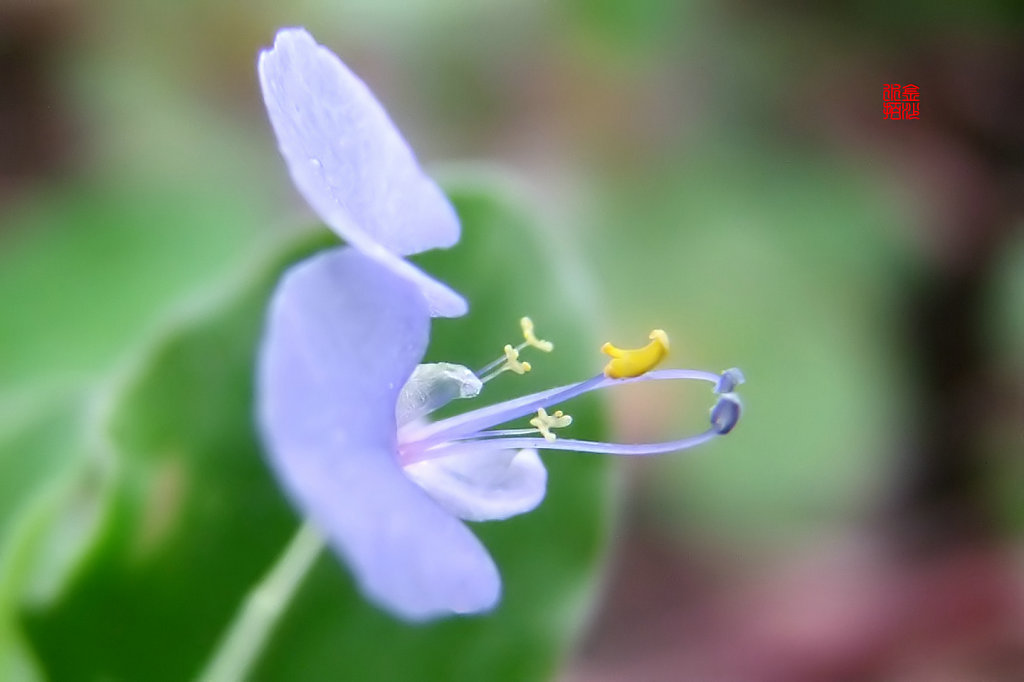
520, 316, 554, 353
502, 344, 531, 375
529, 408, 573, 442
601, 329, 670, 378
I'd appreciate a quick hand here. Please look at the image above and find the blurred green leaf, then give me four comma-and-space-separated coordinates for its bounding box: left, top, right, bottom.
0, 396, 93, 682
22, 178, 615, 681
0, 178, 267, 391
0, 152, 276, 681
561, 0, 689, 57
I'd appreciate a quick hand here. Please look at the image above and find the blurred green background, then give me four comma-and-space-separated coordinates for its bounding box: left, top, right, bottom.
1, 0, 1022, 680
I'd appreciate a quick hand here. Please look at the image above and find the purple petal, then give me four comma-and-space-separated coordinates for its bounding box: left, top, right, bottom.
258, 248, 499, 620
258, 27, 460, 258
404, 449, 547, 522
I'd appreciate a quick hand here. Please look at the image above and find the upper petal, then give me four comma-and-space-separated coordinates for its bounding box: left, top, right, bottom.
257, 248, 498, 620
258, 27, 460, 257
404, 449, 547, 522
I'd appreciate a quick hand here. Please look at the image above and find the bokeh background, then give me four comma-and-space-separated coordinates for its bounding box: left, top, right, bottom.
2, 0, 1022, 680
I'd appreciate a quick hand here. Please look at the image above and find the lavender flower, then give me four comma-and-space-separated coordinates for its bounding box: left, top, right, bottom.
256, 27, 743, 621
259, 248, 741, 621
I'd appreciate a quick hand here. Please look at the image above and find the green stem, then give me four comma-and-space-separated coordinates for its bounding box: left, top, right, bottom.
197, 521, 324, 682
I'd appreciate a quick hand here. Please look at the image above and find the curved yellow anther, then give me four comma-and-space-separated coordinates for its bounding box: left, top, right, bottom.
601, 329, 670, 378
502, 344, 531, 375
520, 316, 554, 352
529, 408, 573, 442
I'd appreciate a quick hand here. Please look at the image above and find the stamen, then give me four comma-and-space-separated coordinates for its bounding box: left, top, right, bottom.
529, 408, 573, 442
418, 428, 721, 460
502, 345, 531, 374
475, 317, 553, 379
520, 317, 553, 352
602, 329, 670, 379
478, 345, 531, 383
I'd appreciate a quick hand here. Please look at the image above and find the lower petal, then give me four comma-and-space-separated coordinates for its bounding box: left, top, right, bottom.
404, 448, 547, 522
293, 442, 501, 620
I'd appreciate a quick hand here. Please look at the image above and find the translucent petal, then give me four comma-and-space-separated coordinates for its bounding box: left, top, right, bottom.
258, 28, 460, 257
404, 449, 547, 522
396, 362, 482, 426
258, 248, 499, 620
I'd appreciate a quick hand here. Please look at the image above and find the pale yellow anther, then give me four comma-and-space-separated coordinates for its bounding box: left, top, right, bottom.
520, 316, 554, 352
529, 408, 573, 442
501, 344, 531, 375
601, 329, 670, 379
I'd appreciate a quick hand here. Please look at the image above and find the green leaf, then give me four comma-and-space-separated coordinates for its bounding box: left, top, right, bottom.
0, 178, 267, 391
0, 395, 94, 682
0, 171, 273, 680
21, 177, 616, 681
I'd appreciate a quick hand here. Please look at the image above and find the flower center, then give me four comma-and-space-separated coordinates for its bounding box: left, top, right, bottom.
394, 318, 745, 468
